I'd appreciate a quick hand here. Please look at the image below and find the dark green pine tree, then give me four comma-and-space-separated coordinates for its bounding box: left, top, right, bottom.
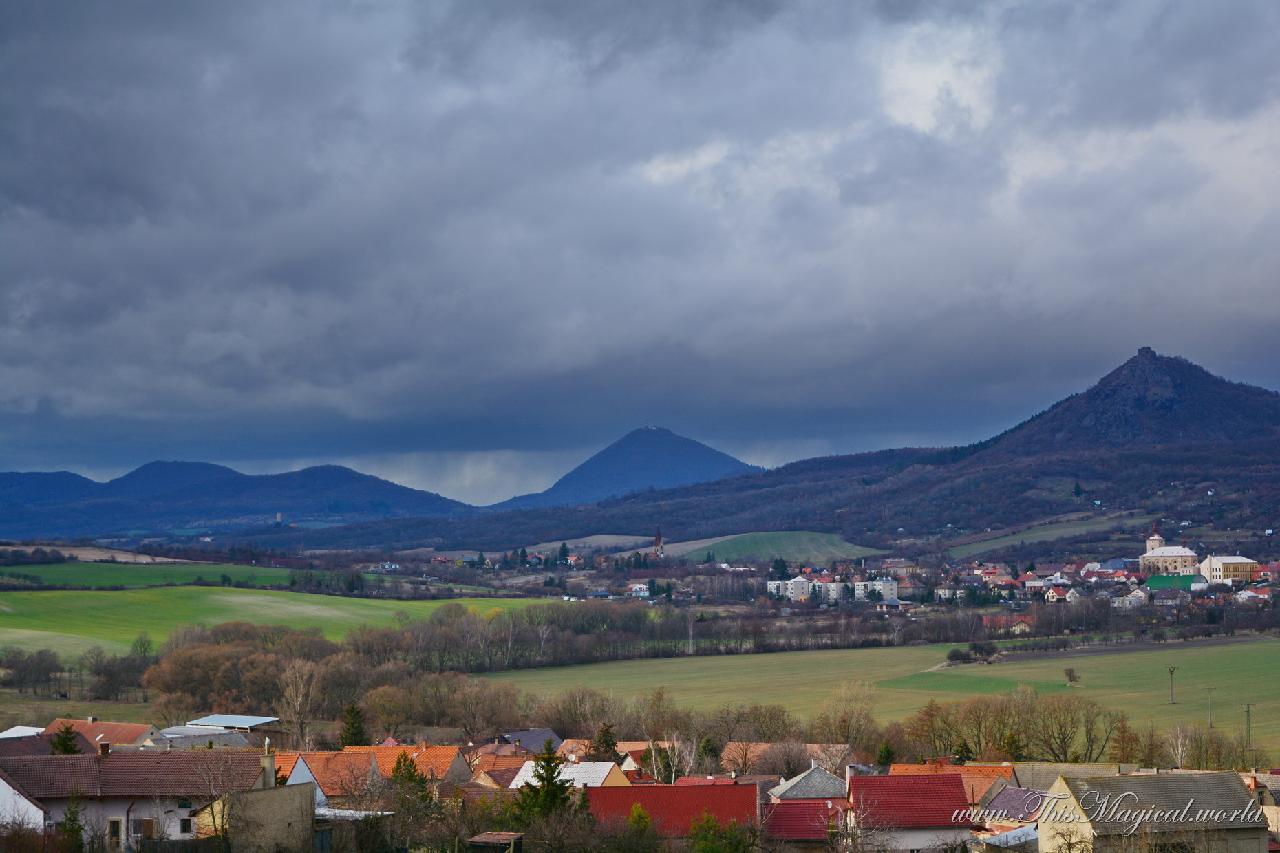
558, 542, 570, 565
51, 723, 82, 755
339, 704, 368, 747
513, 741, 576, 824
584, 722, 622, 763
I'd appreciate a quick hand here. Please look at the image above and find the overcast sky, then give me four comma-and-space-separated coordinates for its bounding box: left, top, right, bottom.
4, 1, 1280, 504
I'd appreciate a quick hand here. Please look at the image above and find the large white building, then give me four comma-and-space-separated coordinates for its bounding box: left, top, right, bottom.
1199, 555, 1257, 585
767, 575, 814, 601
853, 578, 898, 602
1139, 530, 1198, 575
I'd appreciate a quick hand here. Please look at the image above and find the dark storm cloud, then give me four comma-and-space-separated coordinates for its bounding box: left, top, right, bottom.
3, 0, 1280, 503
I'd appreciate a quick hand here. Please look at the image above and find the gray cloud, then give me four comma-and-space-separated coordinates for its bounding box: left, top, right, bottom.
3, 0, 1280, 503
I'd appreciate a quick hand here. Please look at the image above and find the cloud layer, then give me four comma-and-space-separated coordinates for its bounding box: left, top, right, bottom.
4, 1, 1280, 503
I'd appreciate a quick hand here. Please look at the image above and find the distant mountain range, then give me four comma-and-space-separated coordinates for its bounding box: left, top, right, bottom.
233, 348, 1280, 553
491, 427, 761, 510
0, 462, 471, 539
0, 429, 759, 539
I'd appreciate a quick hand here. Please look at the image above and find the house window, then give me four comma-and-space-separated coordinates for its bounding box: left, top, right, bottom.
179, 818, 193, 834
130, 818, 156, 839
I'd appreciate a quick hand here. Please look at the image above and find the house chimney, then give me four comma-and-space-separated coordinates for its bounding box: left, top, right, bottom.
98, 742, 111, 757
260, 749, 277, 789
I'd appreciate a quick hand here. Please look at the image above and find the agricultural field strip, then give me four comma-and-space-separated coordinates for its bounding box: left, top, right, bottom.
485, 636, 1280, 751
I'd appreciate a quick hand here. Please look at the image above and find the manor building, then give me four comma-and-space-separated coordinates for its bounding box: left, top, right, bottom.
1138, 529, 1198, 575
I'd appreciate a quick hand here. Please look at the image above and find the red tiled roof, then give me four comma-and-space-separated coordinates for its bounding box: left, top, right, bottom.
43, 718, 153, 746
587, 785, 758, 837
846, 774, 972, 829
764, 800, 841, 841
0, 753, 265, 800
0, 766, 48, 813
479, 767, 521, 788
0, 732, 93, 758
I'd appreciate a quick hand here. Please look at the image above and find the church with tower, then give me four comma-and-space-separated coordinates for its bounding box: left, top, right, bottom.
1138, 525, 1198, 574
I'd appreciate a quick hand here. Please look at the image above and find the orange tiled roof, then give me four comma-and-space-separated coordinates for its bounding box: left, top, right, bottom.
888, 762, 1014, 803
415, 745, 464, 779
275, 753, 300, 779
279, 751, 378, 796
471, 753, 529, 774
340, 744, 463, 780
43, 718, 153, 746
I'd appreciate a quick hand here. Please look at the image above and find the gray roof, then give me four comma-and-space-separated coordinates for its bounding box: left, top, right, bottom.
984, 785, 1046, 822
187, 714, 278, 729
503, 728, 562, 752
768, 764, 846, 800
509, 760, 617, 788
1058, 772, 1267, 836
1008, 762, 1128, 792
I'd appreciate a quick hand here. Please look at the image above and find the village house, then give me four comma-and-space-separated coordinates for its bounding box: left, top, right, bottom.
846, 774, 975, 850
0, 748, 287, 849
587, 784, 758, 838
42, 717, 158, 749
1044, 586, 1080, 604
501, 728, 562, 752
889, 760, 1015, 807
1038, 771, 1268, 852
934, 583, 962, 600
508, 759, 630, 789
1110, 587, 1150, 610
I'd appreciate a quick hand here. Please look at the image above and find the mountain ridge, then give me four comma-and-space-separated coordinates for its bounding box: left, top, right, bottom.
491, 426, 761, 510
232, 348, 1280, 552
0, 427, 761, 538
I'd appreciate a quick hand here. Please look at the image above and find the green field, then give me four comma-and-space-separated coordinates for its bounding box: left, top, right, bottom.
0, 561, 296, 588
0, 587, 538, 655
486, 636, 1280, 752
666, 531, 885, 563
946, 514, 1157, 558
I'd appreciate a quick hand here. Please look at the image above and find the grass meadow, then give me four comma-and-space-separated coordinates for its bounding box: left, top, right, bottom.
0, 587, 537, 655
946, 514, 1157, 558
1, 561, 296, 588
486, 635, 1280, 752
665, 530, 885, 563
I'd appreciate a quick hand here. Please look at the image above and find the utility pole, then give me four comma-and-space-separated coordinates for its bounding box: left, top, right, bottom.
1168, 666, 1178, 704
1245, 703, 1254, 755
1205, 687, 1215, 728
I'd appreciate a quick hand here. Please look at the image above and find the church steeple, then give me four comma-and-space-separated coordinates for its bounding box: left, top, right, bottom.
1146, 523, 1165, 554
